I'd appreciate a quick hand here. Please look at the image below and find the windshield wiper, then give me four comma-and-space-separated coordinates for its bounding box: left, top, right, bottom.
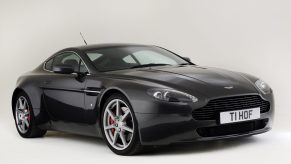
131, 63, 171, 69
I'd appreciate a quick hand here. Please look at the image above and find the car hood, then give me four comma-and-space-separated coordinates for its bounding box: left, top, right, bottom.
106, 65, 259, 98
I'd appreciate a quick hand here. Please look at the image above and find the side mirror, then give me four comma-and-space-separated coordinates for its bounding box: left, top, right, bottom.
183, 57, 191, 62
53, 65, 74, 74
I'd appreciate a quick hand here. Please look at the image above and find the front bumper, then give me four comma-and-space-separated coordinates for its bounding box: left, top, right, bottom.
135, 93, 274, 146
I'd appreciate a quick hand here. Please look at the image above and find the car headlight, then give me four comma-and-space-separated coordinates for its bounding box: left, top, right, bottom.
255, 79, 271, 94
147, 88, 198, 103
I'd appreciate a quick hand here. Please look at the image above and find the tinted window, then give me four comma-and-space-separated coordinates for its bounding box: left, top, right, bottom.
133, 50, 177, 65
122, 55, 136, 64
87, 52, 103, 61
45, 58, 53, 71
86, 46, 189, 72
79, 61, 87, 73
51, 52, 88, 73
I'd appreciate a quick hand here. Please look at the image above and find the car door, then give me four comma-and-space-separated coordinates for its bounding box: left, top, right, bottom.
43, 51, 88, 123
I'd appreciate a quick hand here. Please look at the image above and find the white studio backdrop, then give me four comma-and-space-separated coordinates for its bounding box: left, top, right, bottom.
1, 0, 290, 118
0, 0, 290, 163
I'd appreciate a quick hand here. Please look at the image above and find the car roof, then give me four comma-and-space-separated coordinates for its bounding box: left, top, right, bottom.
72, 43, 150, 51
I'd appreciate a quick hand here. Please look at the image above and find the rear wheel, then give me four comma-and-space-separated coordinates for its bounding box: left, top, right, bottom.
101, 93, 143, 155
14, 92, 46, 138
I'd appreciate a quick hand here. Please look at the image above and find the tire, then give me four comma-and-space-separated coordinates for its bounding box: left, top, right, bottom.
13, 92, 47, 138
101, 93, 143, 155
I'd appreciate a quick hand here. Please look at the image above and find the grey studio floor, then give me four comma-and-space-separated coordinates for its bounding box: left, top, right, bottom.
0, 88, 290, 164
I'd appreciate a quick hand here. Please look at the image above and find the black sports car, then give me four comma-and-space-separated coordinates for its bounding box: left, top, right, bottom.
12, 44, 274, 155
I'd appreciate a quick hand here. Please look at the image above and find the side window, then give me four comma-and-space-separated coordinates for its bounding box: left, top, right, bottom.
52, 52, 88, 73
45, 58, 53, 71
79, 61, 87, 73
86, 52, 105, 70
87, 52, 103, 61
122, 55, 137, 64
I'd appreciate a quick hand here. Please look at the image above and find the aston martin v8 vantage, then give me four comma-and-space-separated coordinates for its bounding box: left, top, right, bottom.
12, 44, 274, 155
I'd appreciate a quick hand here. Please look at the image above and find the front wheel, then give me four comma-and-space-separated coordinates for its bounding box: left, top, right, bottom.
101, 93, 143, 155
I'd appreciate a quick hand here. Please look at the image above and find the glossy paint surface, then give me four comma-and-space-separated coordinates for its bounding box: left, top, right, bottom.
12, 44, 274, 145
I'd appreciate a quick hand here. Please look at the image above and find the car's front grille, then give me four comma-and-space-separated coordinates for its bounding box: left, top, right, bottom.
192, 95, 270, 120
196, 119, 268, 137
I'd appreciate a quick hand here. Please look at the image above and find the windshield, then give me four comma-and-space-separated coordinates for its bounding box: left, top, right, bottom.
86, 46, 191, 72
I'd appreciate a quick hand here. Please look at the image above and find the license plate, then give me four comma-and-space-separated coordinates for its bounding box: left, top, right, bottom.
220, 107, 260, 124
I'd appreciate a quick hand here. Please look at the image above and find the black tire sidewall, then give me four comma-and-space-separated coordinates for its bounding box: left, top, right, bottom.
101, 93, 140, 155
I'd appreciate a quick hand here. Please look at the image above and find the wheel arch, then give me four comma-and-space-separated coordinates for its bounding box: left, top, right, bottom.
97, 87, 133, 124
12, 84, 50, 127
98, 87, 131, 109
97, 87, 145, 150
11, 88, 25, 116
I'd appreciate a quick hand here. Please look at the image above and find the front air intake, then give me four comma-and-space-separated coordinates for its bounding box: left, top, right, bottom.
192, 95, 270, 120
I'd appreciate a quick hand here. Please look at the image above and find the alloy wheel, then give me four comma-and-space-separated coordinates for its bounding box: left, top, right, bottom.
15, 96, 31, 134
103, 99, 134, 150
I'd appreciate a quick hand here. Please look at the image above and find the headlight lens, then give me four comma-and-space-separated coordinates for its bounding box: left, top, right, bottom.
147, 88, 198, 103
255, 79, 271, 94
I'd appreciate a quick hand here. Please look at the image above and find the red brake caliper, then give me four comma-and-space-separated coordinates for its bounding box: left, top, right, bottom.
27, 115, 31, 123
109, 117, 115, 135
27, 109, 31, 123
